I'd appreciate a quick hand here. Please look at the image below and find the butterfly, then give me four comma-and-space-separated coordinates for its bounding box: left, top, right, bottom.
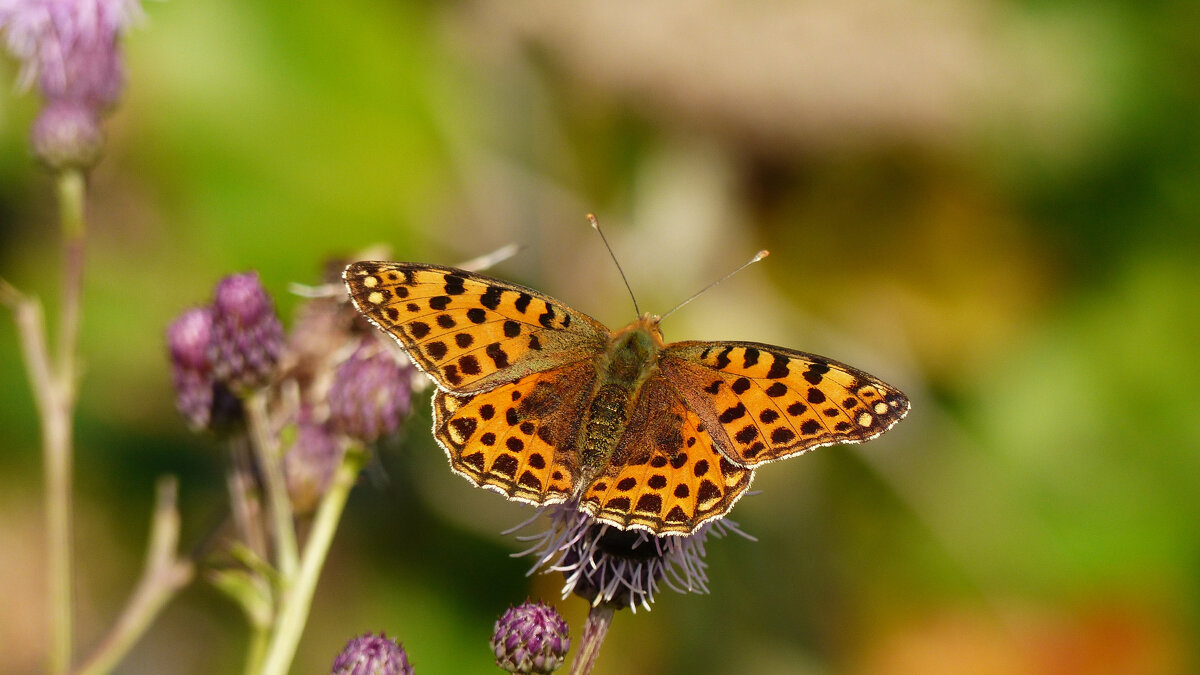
344, 261, 909, 536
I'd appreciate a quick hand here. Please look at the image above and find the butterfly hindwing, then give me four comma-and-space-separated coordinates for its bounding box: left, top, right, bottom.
344, 262, 609, 393
578, 376, 753, 535
661, 341, 909, 466
432, 362, 597, 505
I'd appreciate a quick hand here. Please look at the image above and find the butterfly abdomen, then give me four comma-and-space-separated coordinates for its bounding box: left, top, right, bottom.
581, 383, 631, 473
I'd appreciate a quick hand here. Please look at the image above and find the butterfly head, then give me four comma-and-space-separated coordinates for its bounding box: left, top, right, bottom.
613, 312, 667, 349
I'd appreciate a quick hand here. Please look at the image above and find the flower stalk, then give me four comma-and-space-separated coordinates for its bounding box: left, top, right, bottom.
259, 444, 366, 675
569, 605, 615, 675
245, 391, 299, 581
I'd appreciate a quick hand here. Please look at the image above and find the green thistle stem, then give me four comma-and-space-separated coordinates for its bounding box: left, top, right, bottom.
259, 445, 364, 675
570, 604, 616, 675
245, 392, 299, 581
48, 168, 85, 674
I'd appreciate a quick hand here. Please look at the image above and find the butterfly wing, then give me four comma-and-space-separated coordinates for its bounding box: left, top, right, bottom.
433, 362, 597, 505
578, 375, 753, 535
661, 341, 909, 466
344, 262, 609, 394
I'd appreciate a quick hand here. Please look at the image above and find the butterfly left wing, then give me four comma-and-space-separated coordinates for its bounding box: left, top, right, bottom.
432, 361, 597, 506
344, 261, 609, 394
660, 341, 909, 466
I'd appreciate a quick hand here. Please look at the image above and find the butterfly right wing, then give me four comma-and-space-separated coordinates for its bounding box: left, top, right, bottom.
660, 340, 909, 467
344, 261, 609, 394
433, 361, 597, 506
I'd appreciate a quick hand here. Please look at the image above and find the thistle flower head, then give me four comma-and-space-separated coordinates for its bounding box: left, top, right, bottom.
167, 306, 241, 431
515, 505, 753, 612
1, 0, 142, 167
284, 410, 343, 515
167, 306, 216, 429
331, 632, 413, 675
0, 0, 141, 103
209, 272, 285, 394
327, 339, 414, 443
491, 601, 570, 674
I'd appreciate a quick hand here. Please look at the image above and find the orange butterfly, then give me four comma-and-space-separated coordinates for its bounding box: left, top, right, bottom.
344, 260, 908, 536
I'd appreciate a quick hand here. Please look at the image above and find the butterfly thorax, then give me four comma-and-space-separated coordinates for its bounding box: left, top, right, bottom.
576, 315, 666, 487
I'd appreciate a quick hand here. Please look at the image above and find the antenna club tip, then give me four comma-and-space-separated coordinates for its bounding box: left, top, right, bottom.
755, 250, 770, 261
586, 213, 600, 229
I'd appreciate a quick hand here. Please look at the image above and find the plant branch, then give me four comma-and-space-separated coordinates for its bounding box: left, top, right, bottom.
71, 477, 194, 675
1, 169, 88, 675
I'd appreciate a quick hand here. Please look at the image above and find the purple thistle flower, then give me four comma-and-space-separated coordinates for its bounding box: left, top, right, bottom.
327, 339, 413, 443
331, 632, 413, 675
0, 0, 140, 104
491, 601, 570, 674
209, 272, 285, 394
514, 505, 754, 612
284, 410, 343, 515
166, 305, 242, 431
1, 0, 142, 166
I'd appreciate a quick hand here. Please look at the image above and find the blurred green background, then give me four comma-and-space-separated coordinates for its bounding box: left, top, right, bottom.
2, 1, 1199, 673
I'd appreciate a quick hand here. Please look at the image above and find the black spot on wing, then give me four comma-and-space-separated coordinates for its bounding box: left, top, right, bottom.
766, 353, 790, 379
443, 274, 466, 295
736, 348, 758, 369
485, 343, 510, 369
480, 286, 503, 310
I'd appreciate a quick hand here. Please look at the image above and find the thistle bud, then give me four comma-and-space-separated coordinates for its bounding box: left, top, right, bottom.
331, 633, 413, 675
490, 601, 570, 674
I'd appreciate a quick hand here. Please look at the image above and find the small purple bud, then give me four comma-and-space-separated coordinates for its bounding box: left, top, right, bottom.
327, 341, 413, 443
331, 632, 413, 675
490, 601, 570, 674
284, 412, 343, 515
209, 272, 284, 394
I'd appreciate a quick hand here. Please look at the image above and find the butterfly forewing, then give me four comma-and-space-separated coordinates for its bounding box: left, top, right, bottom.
432, 363, 597, 505
661, 341, 909, 467
578, 377, 753, 535
344, 262, 608, 393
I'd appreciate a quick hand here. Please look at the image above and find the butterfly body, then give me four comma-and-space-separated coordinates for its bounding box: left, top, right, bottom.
577, 316, 663, 481
345, 261, 909, 536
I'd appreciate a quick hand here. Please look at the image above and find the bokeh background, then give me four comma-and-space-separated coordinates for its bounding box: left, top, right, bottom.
2, 1, 1199, 673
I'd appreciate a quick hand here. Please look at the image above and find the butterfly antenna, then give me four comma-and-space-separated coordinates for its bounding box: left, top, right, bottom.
589, 213, 641, 317
658, 249, 769, 323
